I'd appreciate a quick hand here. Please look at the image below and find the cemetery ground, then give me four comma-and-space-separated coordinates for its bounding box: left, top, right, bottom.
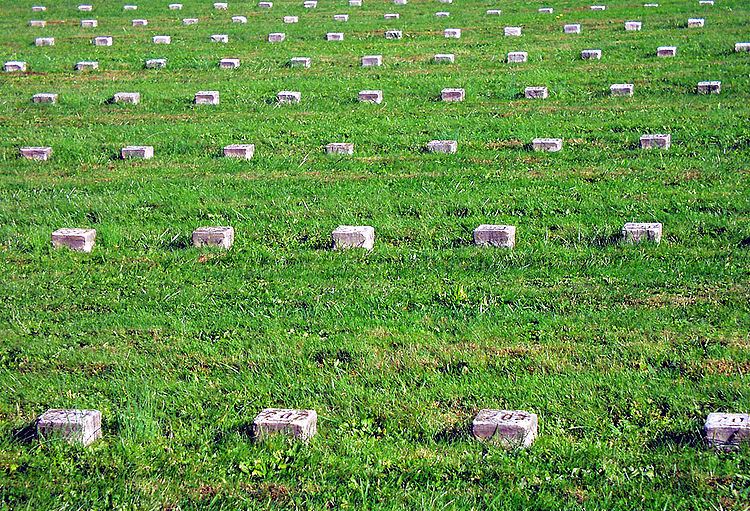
1, 0, 750, 509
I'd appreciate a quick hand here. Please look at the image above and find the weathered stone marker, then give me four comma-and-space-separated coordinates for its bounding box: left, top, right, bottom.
214, 2, 228, 9
75, 61, 98, 71
426, 140, 457, 153
35, 37, 55, 46
699, 0, 713, 4
473, 410, 537, 447
622, 222, 662, 243
195, 91, 219, 105
486, 9, 501, 15
182, 18, 198, 25
29, 20, 47, 27
219, 58, 240, 69
93, 36, 113, 46
232, 15, 247, 23
384, 13, 399, 19
326, 143, 354, 155
434, 53, 455, 63
211, 34, 229, 43
121, 146, 153, 159
169, 3, 183, 9
132, 19, 148, 26
290, 57, 311, 68
327, 32, 344, 41
51, 228, 96, 252
37, 409, 102, 446
610, 83, 634, 96
564, 24, 581, 34
735, 42, 750, 52
687, 18, 705, 28
258, 1, 272, 6
78, 4, 93, 11
697, 81, 721, 94
223, 144, 255, 159
361, 55, 382, 67
153, 35, 171, 44
625, 20, 641, 30
332, 226, 374, 250
590, 5, 606, 10
705, 413, 750, 450
303, 0, 317, 7
31, 5, 46, 11
532, 138, 562, 152
581, 49, 602, 60
505, 26, 522, 36
252, 408, 317, 440
525, 86, 548, 99
640, 134, 670, 149
334, 14, 349, 21
284, 16, 298, 23
393, 0, 407, 4
20, 146, 51, 160
192, 226, 234, 249
32, 93, 58, 104
441, 88, 465, 101
80, 19, 98, 27
349, 0, 362, 5
145, 58, 166, 69
277, 91, 301, 103
473, 225, 515, 247
358, 90, 383, 103
657, 46, 677, 57
444, 28, 461, 38
268, 32, 285, 42
507, 51, 527, 63
113, 93, 140, 105
385, 30, 402, 39
123, 4, 137, 10
436, 12, 450, 17
538, 7, 553, 13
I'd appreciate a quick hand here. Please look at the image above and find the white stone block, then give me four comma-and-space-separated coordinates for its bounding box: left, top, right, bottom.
349, 0, 361, 5
473, 225, 515, 247
524, 86, 548, 99
192, 226, 234, 249
283, 16, 298, 23
564, 24, 581, 34
80, 19, 97, 27
121, 145, 153, 158
182, 18, 198, 25
290, 57, 311, 68
610, 83, 634, 96
75, 60, 98, 70
735, 42, 750, 52
6, 60, 28, 72
441, 88, 465, 101
78, 4, 93, 11
384, 13, 399, 19
92, 36, 113, 46
358, 90, 383, 103
326, 143, 354, 155
132, 19, 148, 26
361, 55, 382, 67
258, 1, 272, 6
153, 35, 171, 44
581, 49, 602, 60
277, 90, 301, 103
124, 5, 138, 10
303, 0, 317, 7
625, 20, 642, 31
37, 409, 101, 445
532, 138, 562, 152
486, 9, 501, 15
31, 5, 46, 11
232, 16, 247, 23
687, 18, 704, 28
657, 46, 677, 57
252, 408, 317, 440
169, 4, 183, 10
20, 146, 51, 160
32, 93, 57, 104
327, 32, 344, 41
697, 81, 721, 94
268, 32, 285, 42
145, 58, 166, 68
699, 0, 713, 4
705, 413, 750, 449
507, 51, 527, 63
29, 20, 47, 27
444, 28, 461, 38
113, 92, 140, 104
434, 53, 454, 63
332, 226, 374, 250
505, 26, 522, 37
223, 144, 254, 159
538, 7, 553, 13
590, 5, 606, 10
220, 58, 240, 69
214, 2, 228, 9
435, 12, 450, 17
211, 34, 229, 43
51, 229, 96, 252
195, 91, 219, 105
640, 134, 671, 149
426, 140, 457, 153
385, 30, 402, 39
644, 2, 659, 6
35, 37, 55, 46
622, 222, 662, 243
473, 410, 537, 447
393, 0, 407, 4
334, 14, 349, 21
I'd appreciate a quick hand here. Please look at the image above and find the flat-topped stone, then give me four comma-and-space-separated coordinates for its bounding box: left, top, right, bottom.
441, 88, 465, 101
532, 138, 562, 152
436, 12, 450, 18
486, 9, 501, 15
326, 143, 354, 155
385, 30, 402, 39
640, 133, 670, 149
78, 4, 93, 10
169, 3, 183, 9
625, 20, 642, 31
524, 86, 548, 99
581, 49, 602, 60
92, 36, 113, 46
326, 32, 344, 41
75, 61, 98, 71
145, 58, 166, 68
31, 5, 46, 11
35, 37, 55, 46
268, 32, 285, 42
252, 408, 317, 440
332, 225, 374, 250
192, 226, 234, 249
132, 19, 148, 26
113, 92, 140, 104
80, 19, 98, 27
211, 34, 229, 43
699, 0, 713, 4
564, 24, 581, 34
504, 26, 522, 36
123, 4, 137, 10
29, 20, 47, 27
434, 53, 455, 63
219, 58, 240, 69
121, 145, 153, 159
590, 5, 606, 10
223, 144, 254, 159
384, 13, 399, 19
538, 7, 553, 13
358, 90, 383, 103
51, 228, 96, 252
426, 140, 457, 153
303, 0, 317, 7
258, 1, 272, 6
195, 91, 219, 105
687, 18, 705, 28
361, 55, 382, 67
153, 35, 171, 44
473, 225, 515, 247
232, 15, 247, 23
507, 51, 527, 63
393, 0, 407, 4
610, 83, 634, 96
214, 2, 228, 9
334, 14, 349, 21
444, 28, 461, 38
473, 410, 537, 447
37, 409, 101, 446
32, 93, 58, 104
277, 91, 301, 103
182, 18, 198, 25
657, 46, 677, 57
705, 413, 750, 450
283, 16, 298, 23
735, 42, 750, 52
349, 0, 362, 5
697, 81, 721, 94
20, 146, 52, 160
290, 57, 311, 68
622, 222, 662, 243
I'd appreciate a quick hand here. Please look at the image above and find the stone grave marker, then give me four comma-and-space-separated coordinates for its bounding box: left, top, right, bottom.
195, 91, 219, 105
358, 90, 383, 103
687, 18, 704, 27
20, 146, 51, 160
211, 34, 229, 43
145, 58, 166, 68
444, 28, 461, 38
505, 26, 522, 36
75, 61, 98, 70
434, 53, 454, 63
327, 32, 344, 41
31, 5, 46, 11
334, 14, 349, 21
640, 134, 670, 149
564, 24, 581, 34
697, 81, 721, 94
121, 145, 153, 158
223, 144, 254, 159
35, 37, 55, 46
384, 13, 399, 19
486, 9, 501, 15
610, 83, 634, 96
123, 4, 137, 10
735, 42, 750, 52
252, 408, 317, 440
473, 225, 515, 247
214, 2, 228, 9
32, 93, 57, 104
349, 0, 361, 5
361, 55, 382, 67
625, 20, 642, 30
436, 12, 450, 17
705, 413, 750, 450
153, 35, 171, 43
326, 143, 354, 155
29, 20, 47, 27
507, 51, 527, 63
472, 410, 537, 447
581, 49, 602, 60
113, 92, 140, 104
590, 5, 606, 10
182, 18, 198, 25
132, 19, 148, 26
525, 86, 548, 99
92, 36, 113, 46
332, 226, 374, 250
277, 91, 301, 103
78, 4, 93, 11
37, 409, 102, 446
232, 16, 247, 23
192, 226, 234, 249
538, 7, 553, 13
284, 16, 298, 23
622, 222, 662, 243
385, 30, 402, 39
657, 46, 677, 57
290, 57, 311, 68
259, 1, 272, 6
51, 228, 96, 252
303, 0, 317, 7
80, 19, 98, 27
169, 3, 183, 9
220, 58, 240, 69
268, 32, 286, 42
426, 140, 457, 153
532, 138, 562, 152
441, 88, 465, 101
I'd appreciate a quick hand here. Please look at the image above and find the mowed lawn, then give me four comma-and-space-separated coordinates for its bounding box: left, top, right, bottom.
1, 0, 749, 508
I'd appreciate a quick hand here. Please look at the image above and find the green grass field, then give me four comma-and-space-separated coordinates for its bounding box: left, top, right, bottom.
1, 0, 750, 508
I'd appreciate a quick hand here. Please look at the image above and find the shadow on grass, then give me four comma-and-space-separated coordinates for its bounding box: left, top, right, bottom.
166, 235, 192, 250
739, 236, 750, 248
647, 428, 703, 450
434, 421, 471, 443
591, 231, 622, 248
12, 422, 37, 444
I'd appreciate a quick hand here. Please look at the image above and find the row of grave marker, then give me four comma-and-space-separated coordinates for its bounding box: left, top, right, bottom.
34, 408, 749, 451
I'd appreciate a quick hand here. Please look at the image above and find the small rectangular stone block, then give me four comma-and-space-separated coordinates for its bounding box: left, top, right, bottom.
232, 16, 247, 23
505, 26, 522, 37
79, 4, 93, 11
564, 24, 581, 34
610, 83, 634, 96
434, 53, 454, 63
581, 49, 602, 60
358, 90, 383, 103
507, 51, 527, 63
384, 13, 399, 19
123, 4, 137, 10
192, 226, 234, 249
20, 146, 52, 160
211, 34, 229, 43
121, 145, 153, 159
687, 18, 705, 28
699, 0, 713, 4
290, 57, 311, 68
473, 225, 515, 247
538, 7, 553, 13
37, 409, 101, 446
303, 0, 317, 7
385, 30, 402, 39
29, 20, 47, 27
327, 32, 344, 41
277, 91, 301, 103
332, 225, 374, 250
80, 19, 98, 27
51, 228, 96, 252
258, 1, 272, 6
622, 222, 662, 243
334, 14, 349, 21
657, 46, 677, 57
214, 2, 228, 9
326, 143, 354, 155
223, 144, 254, 159
349, 0, 361, 5
644, 2, 659, 6
473, 410, 537, 447
697, 81, 721, 94
444, 28, 461, 38
441, 88, 465, 102
486, 9, 501, 15
35, 37, 55, 46
31, 5, 46, 11
132, 19, 148, 26
640, 134, 670, 149
393, 0, 407, 4
283, 16, 298, 23
426, 140, 457, 153
182, 18, 198, 25
32, 93, 57, 104
590, 5, 606, 10
625, 20, 642, 31
435, 12, 450, 18
439, 0, 452, 3
93, 36, 113, 46
169, 3, 183, 9
253, 408, 317, 440
153, 35, 171, 43
113, 92, 140, 104
525, 86, 548, 99
75, 61, 98, 70
145, 58, 166, 69
735, 42, 750, 52
705, 413, 750, 449
361, 55, 382, 67
219, 58, 240, 69
195, 91, 219, 105
268, 32, 285, 42
532, 138, 562, 152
